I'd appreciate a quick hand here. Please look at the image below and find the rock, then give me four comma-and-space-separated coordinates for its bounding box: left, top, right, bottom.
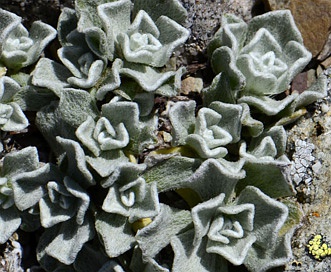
263, 0, 331, 59
180, 76, 204, 94
321, 56, 331, 69
318, 32, 331, 61
289, 0, 331, 58
0, 0, 74, 28
291, 72, 308, 93
179, 0, 256, 66
263, 0, 290, 10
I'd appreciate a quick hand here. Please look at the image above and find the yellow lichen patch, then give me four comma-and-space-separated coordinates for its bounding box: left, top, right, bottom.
307, 234, 331, 261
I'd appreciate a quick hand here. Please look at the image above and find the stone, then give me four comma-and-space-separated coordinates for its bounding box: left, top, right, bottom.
263, 0, 290, 10
291, 72, 308, 93
318, 32, 331, 61
306, 69, 317, 87
321, 56, 331, 69
263, 0, 331, 58
180, 76, 203, 95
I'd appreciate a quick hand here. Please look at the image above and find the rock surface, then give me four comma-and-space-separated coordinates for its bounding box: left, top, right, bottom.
180, 0, 256, 63
0, 0, 74, 28
284, 68, 331, 271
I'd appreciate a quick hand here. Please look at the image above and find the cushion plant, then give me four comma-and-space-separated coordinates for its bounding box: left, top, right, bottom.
0, 2, 326, 272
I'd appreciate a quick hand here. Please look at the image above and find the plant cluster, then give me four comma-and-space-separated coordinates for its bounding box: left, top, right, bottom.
0, 1, 327, 271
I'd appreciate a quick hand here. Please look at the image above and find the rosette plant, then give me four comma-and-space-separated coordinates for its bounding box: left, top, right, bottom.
31, 8, 106, 94
0, 76, 29, 133
168, 100, 243, 159
205, 10, 326, 121
0, 2, 325, 272
0, 147, 50, 244
31, 0, 190, 104
75, 0, 188, 65
131, 158, 295, 272
10, 137, 95, 269
76, 0, 189, 99
96, 162, 160, 259
75, 97, 157, 178
0, 8, 56, 70
170, 185, 291, 272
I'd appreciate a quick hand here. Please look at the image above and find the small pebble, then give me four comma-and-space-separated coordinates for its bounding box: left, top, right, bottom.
321, 103, 329, 113
312, 161, 322, 174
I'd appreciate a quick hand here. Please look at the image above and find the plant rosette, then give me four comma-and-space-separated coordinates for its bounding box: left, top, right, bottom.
170, 186, 291, 272
0, 8, 56, 70
205, 10, 327, 119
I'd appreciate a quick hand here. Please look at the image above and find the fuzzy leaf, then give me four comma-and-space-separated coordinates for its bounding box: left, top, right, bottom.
57, 8, 78, 47
12, 163, 56, 211
32, 58, 72, 96
0, 76, 29, 131
56, 137, 95, 187
38, 216, 95, 266
102, 178, 159, 223
136, 204, 192, 260
13, 84, 58, 111
58, 46, 105, 89
0, 206, 21, 244
208, 10, 312, 117
75, 0, 113, 59
0, 9, 56, 69
171, 229, 229, 272
238, 141, 294, 198
39, 176, 90, 228
238, 93, 298, 116
132, 0, 187, 25
2, 146, 39, 176
183, 158, 245, 203
97, 59, 184, 99
244, 229, 293, 272
36, 88, 98, 156
169, 100, 196, 146
95, 211, 136, 258
240, 103, 264, 137
85, 150, 128, 178
143, 155, 202, 192
237, 186, 288, 249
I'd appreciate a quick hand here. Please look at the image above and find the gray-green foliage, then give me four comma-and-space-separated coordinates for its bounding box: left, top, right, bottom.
0, 9, 56, 70
0, 1, 326, 272
205, 10, 326, 125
